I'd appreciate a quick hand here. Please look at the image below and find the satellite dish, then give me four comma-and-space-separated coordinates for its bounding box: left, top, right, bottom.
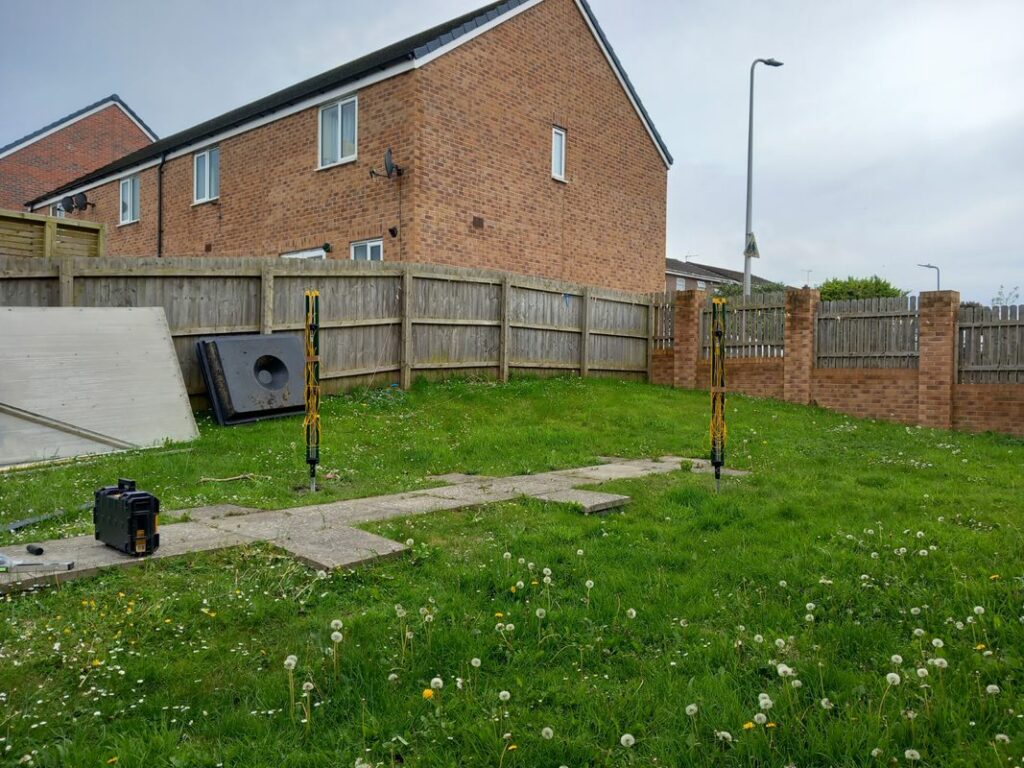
61, 196, 74, 213
383, 148, 403, 178
73, 192, 88, 210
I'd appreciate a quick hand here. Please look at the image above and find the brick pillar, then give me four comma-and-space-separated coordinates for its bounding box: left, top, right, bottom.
783, 287, 819, 404
917, 290, 960, 429
672, 290, 706, 389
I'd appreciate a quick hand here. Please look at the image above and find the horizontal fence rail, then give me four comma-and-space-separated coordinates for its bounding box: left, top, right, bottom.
815, 296, 919, 369
958, 304, 1024, 383
0, 256, 654, 396
699, 292, 786, 358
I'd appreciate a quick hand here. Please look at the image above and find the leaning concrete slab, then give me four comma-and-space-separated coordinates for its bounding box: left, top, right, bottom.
533, 489, 631, 514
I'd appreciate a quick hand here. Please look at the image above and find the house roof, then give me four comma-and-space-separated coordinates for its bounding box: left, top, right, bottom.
27, 0, 671, 208
665, 258, 775, 286
0, 94, 156, 161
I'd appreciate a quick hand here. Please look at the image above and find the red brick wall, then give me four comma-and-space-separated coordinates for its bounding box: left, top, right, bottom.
0, 104, 152, 210
953, 384, 1024, 436
811, 368, 920, 424
50, 0, 668, 293
697, 358, 785, 400
651, 349, 673, 386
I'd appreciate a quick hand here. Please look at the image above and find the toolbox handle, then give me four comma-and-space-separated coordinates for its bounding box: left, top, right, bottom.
117, 478, 137, 492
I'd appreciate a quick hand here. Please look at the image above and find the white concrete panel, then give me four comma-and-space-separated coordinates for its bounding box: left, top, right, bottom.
0, 307, 198, 466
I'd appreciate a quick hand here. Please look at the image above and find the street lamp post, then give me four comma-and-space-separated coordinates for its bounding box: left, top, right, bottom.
918, 263, 940, 291
744, 57, 783, 297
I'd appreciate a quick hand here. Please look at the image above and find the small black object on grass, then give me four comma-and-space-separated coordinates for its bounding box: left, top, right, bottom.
26, 544, 44, 556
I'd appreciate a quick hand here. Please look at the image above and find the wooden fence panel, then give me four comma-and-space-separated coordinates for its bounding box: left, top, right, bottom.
815, 296, 919, 368
653, 291, 674, 350
700, 292, 786, 358
0, 209, 104, 258
959, 304, 1024, 383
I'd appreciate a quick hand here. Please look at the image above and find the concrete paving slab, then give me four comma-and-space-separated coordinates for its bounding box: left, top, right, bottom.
430, 473, 495, 485
175, 503, 261, 522
533, 489, 631, 514
261, 525, 408, 570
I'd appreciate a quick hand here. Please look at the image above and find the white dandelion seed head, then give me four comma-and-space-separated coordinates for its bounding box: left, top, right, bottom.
495, 623, 505, 632
387, 672, 399, 682
330, 619, 343, 631
620, 733, 635, 748
995, 733, 1010, 744
931, 638, 944, 648
302, 681, 314, 692
754, 634, 764, 643
685, 704, 698, 717
543, 576, 552, 585
331, 631, 343, 643
470, 657, 481, 668
585, 579, 594, 590
715, 730, 733, 742
776, 663, 794, 677
758, 697, 774, 711
775, 638, 786, 649
498, 690, 511, 702
986, 684, 1000, 695
542, 567, 552, 577
516, 580, 525, 589
871, 747, 883, 757
456, 678, 464, 690
916, 667, 928, 678
541, 727, 554, 740
626, 608, 637, 619
910, 607, 921, 616
974, 606, 985, 615
576, 549, 584, 556
503, 551, 512, 560
517, 557, 525, 565
918, 549, 928, 557
778, 580, 788, 588
904, 748, 921, 761
886, 673, 901, 686
891, 654, 903, 665
933, 657, 948, 669
423, 614, 434, 623
820, 697, 834, 710
791, 679, 803, 688
754, 713, 767, 725
805, 614, 815, 623
505, 623, 515, 632
284, 655, 297, 671
430, 677, 443, 690
806, 602, 816, 612
405, 539, 414, 547
956, 621, 966, 630
405, 630, 414, 640
395, 604, 406, 618
536, 608, 546, 619
528, 562, 535, 570
913, 628, 925, 637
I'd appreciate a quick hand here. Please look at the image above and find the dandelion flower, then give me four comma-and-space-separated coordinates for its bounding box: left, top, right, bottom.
791, 679, 803, 689
715, 730, 733, 743
933, 658, 948, 669
775, 638, 786, 649
871, 747, 883, 757
995, 733, 1010, 744
430, 677, 443, 690
886, 673, 901, 686
284, 655, 297, 671
626, 608, 637, 619
505, 623, 515, 632
422, 689, 434, 700
904, 748, 921, 761
543, 567, 552, 576
585, 580, 594, 590
503, 552, 512, 560
470, 657, 481, 668
913, 628, 925, 638
685, 704, 698, 717
619, 733, 635, 748
331, 631, 343, 644
302, 681, 314, 693
754, 713, 767, 725
776, 663, 794, 677
743, 721, 755, 730
985, 684, 1000, 695
330, 619, 343, 631
388, 673, 399, 682
820, 697, 834, 710
890, 654, 903, 665
541, 727, 554, 740
499, 690, 511, 702
536, 608, 546, 619
779, 580, 787, 588
753, 634, 764, 643
576, 549, 584, 556
805, 614, 815, 623
405, 538, 414, 547
806, 602, 816, 612
974, 606, 985, 616
931, 638, 944, 649
916, 668, 928, 678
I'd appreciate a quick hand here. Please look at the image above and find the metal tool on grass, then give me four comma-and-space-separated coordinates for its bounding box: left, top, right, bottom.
0, 553, 74, 574
304, 290, 321, 493
709, 297, 728, 492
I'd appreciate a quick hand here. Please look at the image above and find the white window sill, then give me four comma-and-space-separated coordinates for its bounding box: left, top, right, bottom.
192, 197, 219, 207
118, 219, 139, 228
317, 155, 357, 171
552, 175, 568, 184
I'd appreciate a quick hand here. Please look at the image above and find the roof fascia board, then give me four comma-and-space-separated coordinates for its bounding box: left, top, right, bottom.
114, 101, 159, 142
570, 0, 671, 168
31, 59, 417, 210
412, 0, 544, 68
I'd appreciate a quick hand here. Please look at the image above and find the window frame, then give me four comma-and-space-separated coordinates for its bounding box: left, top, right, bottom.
193, 146, 220, 204
119, 175, 140, 225
350, 237, 383, 262
280, 247, 327, 260
317, 95, 359, 170
551, 126, 567, 182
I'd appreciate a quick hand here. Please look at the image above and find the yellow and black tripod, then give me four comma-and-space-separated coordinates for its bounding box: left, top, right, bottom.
304, 290, 321, 492
709, 297, 728, 491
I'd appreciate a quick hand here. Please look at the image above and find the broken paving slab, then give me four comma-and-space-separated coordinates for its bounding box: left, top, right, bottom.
532, 489, 631, 515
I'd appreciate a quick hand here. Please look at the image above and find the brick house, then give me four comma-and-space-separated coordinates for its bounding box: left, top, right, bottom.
664, 257, 775, 294
27, 0, 672, 293
0, 95, 156, 211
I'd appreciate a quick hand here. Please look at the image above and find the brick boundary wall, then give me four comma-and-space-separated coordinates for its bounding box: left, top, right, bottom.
654, 289, 1024, 437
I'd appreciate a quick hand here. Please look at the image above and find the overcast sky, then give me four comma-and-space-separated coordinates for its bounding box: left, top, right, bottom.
2, 0, 1021, 302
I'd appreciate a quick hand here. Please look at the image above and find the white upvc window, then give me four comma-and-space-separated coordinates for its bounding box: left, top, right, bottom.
194, 147, 220, 203
119, 175, 140, 224
51, 204, 66, 219
350, 238, 383, 262
319, 96, 358, 168
551, 126, 567, 181
281, 247, 327, 260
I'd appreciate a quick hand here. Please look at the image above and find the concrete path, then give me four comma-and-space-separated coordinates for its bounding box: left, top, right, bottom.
0, 455, 741, 592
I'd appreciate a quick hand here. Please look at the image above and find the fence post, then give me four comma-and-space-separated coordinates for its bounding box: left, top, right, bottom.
580, 287, 591, 378
58, 256, 75, 307
783, 287, 819, 404
499, 275, 511, 383
646, 294, 655, 382
260, 266, 275, 334
401, 267, 414, 390
917, 290, 960, 429
44, 219, 57, 258
672, 290, 705, 389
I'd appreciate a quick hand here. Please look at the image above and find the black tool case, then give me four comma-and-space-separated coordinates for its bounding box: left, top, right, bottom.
93, 479, 160, 556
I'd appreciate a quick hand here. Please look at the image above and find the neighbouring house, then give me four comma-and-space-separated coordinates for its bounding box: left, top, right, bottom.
26, 0, 672, 294
664, 257, 775, 294
0, 95, 156, 212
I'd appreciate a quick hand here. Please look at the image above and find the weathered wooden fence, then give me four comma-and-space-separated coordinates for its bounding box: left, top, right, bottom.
0, 256, 654, 397
815, 296, 919, 368
652, 291, 675, 350
0, 209, 105, 259
959, 304, 1024, 383
699, 292, 786, 358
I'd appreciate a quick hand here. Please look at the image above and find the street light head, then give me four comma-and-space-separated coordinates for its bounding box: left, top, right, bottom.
764, 58, 784, 67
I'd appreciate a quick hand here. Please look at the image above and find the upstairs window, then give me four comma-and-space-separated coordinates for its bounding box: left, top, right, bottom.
194, 147, 220, 203
351, 238, 382, 261
551, 126, 566, 181
119, 175, 140, 224
319, 96, 358, 168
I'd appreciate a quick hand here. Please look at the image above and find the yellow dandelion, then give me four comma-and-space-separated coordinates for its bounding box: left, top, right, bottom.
507, 745, 518, 751
767, 722, 778, 728
743, 722, 755, 730
495, 612, 504, 618
510, 585, 517, 594
990, 574, 1000, 580
92, 659, 102, 667
106, 758, 119, 765
531, 580, 539, 586
422, 689, 434, 700
975, 643, 986, 651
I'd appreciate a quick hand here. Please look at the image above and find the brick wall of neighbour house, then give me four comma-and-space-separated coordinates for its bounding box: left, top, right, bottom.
0, 104, 152, 210
655, 289, 1024, 437
57, 75, 415, 259
47, 0, 667, 293
410, 0, 667, 293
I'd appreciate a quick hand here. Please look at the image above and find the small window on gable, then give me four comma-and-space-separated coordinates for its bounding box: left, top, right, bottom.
350, 238, 383, 262
319, 96, 358, 168
119, 175, 140, 224
194, 147, 220, 203
551, 126, 566, 181
675, 277, 686, 290
51, 204, 66, 219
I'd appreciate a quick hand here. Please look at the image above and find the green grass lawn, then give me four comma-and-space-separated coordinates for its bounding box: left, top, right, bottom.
1, 377, 1022, 767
